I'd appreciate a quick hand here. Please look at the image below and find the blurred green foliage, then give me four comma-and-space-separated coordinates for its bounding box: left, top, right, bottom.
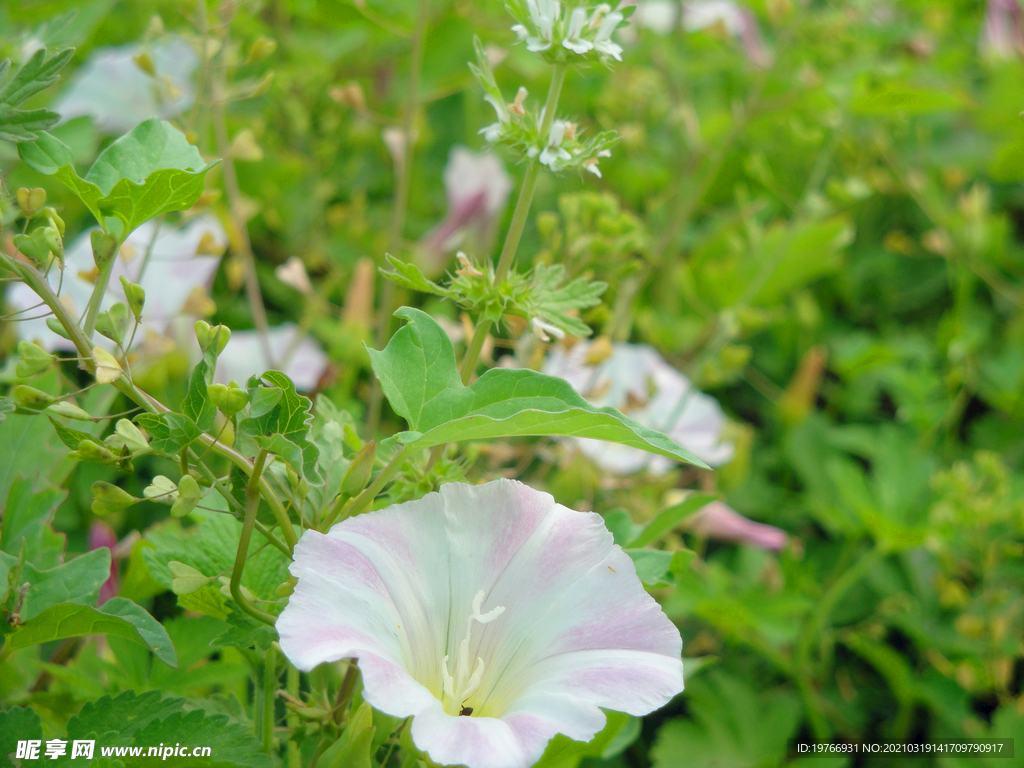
2, 0, 1024, 766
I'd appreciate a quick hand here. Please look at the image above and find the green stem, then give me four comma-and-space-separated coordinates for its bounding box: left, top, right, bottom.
5, 254, 299, 553
262, 645, 277, 753
82, 250, 118, 342
231, 449, 278, 626
287, 663, 300, 768
458, 61, 567, 383
347, 446, 409, 517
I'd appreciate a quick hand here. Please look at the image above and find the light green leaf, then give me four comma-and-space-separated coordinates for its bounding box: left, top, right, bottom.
626, 548, 694, 588
629, 494, 716, 548
0, 476, 66, 567
211, 609, 279, 651
135, 412, 201, 456
7, 597, 177, 668
18, 119, 218, 234
0, 47, 73, 142
235, 371, 320, 483
20, 548, 111, 621
368, 308, 708, 467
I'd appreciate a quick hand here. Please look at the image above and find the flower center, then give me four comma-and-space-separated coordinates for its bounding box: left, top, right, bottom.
440, 590, 505, 716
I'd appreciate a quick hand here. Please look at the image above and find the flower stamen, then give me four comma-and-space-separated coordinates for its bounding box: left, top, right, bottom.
441, 589, 505, 715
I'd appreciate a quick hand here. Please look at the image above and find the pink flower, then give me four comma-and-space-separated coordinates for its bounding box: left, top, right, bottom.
980, 0, 1024, 59
278, 480, 683, 768
88, 522, 120, 605
420, 147, 512, 273
686, 501, 787, 550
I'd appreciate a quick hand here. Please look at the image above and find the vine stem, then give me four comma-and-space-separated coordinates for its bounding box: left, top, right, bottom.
3, 253, 299, 553
286, 663, 300, 768
262, 645, 277, 753
367, 0, 431, 435
458, 61, 567, 385
232, 449, 278, 626
82, 249, 118, 342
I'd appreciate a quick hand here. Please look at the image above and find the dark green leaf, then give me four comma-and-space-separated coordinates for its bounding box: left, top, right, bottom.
211, 609, 279, 651
48, 415, 92, 450
135, 412, 201, 456
0, 476, 66, 566
629, 494, 717, 548
7, 597, 177, 667
183, 361, 216, 433
0, 706, 43, 768
19, 548, 110, 620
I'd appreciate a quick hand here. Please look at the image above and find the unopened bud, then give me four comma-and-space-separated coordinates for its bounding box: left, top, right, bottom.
341, 440, 376, 497
91, 481, 138, 515
119, 277, 146, 320
195, 321, 231, 357
14, 385, 56, 410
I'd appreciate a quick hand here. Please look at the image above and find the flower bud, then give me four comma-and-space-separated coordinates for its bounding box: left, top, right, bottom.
341, 440, 376, 497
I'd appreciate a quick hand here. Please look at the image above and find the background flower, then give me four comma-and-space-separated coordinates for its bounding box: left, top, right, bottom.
543, 340, 735, 474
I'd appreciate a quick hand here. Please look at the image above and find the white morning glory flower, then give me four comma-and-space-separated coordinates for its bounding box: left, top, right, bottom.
278, 479, 684, 768
543, 341, 735, 474
54, 37, 197, 134
563, 7, 595, 53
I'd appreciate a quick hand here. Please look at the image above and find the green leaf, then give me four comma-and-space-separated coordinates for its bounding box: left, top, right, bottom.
143, 507, 290, 610
7, 597, 177, 668
629, 494, 716, 548
19, 548, 110, 620
0, 47, 73, 143
0, 706, 43, 768
135, 412, 201, 456
18, 119, 218, 234
54, 690, 270, 767
183, 361, 217, 433
521, 263, 606, 339
626, 549, 694, 588
0, 476, 66, 567
211, 609, 279, 651
368, 309, 708, 467
235, 371, 321, 483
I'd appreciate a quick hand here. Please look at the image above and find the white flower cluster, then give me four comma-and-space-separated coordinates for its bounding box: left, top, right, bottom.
510, 1, 626, 61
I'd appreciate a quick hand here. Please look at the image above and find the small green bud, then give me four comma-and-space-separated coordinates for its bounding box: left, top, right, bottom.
208, 382, 249, 418
95, 303, 131, 345
47, 401, 92, 421
14, 384, 56, 409
91, 480, 138, 515
341, 440, 376, 497
43, 207, 65, 236
246, 36, 277, 63
15, 340, 53, 378
168, 561, 212, 595
171, 473, 203, 518
16, 187, 46, 218
90, 230, 119, 268
194, 320, 231, 357
119, 276, 146, 320
275, 576, 298, 597
71, 439, 117, 464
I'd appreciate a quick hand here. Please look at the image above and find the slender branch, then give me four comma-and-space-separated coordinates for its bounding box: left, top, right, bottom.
82, 249, 118, 342
286, 663, 301, 768
457, 61, 568, 384
262, 645, 277, 753
232, 449, 278, 626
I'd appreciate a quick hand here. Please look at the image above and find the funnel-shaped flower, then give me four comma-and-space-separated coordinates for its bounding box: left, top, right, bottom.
543, 341, 734, 474
278, 479, 683, 768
